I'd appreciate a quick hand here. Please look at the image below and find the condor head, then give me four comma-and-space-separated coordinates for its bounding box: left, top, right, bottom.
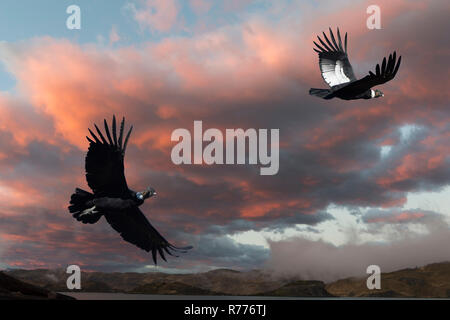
373, 89, 384, 98
136, 187, 157, 201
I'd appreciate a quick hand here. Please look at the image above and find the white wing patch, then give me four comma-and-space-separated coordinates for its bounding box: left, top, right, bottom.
320, 58, 351, 87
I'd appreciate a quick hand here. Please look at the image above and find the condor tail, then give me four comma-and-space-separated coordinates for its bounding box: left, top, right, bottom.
68, 188, 101, 224
309, 88, 334, 99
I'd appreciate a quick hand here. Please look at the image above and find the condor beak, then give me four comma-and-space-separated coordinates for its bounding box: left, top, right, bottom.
142, 190, 150, 198
146, 189, 157, 197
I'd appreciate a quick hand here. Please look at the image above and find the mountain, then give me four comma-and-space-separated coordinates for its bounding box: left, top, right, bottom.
326, 262, 450, 298
0, 271, 74, 300
131, 281, 220, 295
5, 268, 288, 295
5, 262, 450, 298
5, 267, 330, 296
257, 280, 333, 297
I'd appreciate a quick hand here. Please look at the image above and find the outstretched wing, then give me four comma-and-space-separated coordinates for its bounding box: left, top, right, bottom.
338, 51, 402, 94
104, 207, 193, 265
313, 27, 357, 88
85, 115, 133, 197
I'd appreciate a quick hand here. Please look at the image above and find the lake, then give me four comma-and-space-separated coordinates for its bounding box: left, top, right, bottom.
61, 292, 319, 300
60, 292, 445, 300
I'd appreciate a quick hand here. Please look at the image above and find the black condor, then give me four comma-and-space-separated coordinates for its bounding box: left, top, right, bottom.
309, 27, 402, 100
69, 116, 192, 264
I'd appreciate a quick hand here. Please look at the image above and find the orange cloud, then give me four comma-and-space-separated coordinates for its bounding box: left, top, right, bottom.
366, 211, 425, 223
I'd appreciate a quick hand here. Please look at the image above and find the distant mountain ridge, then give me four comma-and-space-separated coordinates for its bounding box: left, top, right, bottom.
4, 267, 330, 297
325, 262, 450, 298
4, 262, 450, 298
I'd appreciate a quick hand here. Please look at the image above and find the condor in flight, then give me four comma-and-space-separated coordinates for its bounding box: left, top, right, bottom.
309, 28, 402, 100
68, 116, 192, 264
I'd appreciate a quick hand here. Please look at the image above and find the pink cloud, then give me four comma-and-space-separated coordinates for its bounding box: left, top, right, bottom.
189, 0, 213, 15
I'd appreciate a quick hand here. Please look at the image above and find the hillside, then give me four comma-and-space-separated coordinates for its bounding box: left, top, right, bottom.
6, 268, 329, 296
326, 262, 450, 298
257, 280, 333, 297
0, 271, 74, 300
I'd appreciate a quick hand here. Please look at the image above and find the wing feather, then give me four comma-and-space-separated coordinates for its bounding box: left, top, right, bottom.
118, 117, 125, 149
112, 115, 118, 147
317, 35, 333, 52
337, 28, 343, 51
313, 41, 327, 52
103, 119, 114, 145
313, 27, 357, 87
85, 116, 131, 197
94, 124, 108, 145
322, 31, 335, 51
336, 51, 402, 94
329, 28, 339, 51
122, 126, 133, 155
88, 129, 101, 144
344, 32, 348, 53
104, 206, 192, 265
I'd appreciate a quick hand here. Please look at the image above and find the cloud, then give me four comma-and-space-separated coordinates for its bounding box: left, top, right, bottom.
361, 208, 441, 224
189, 0, 213, 15
0, 0, 449, 271
109, 26, 121, 45
186, 233, 269, 269
126, 0, 179, 33
266, 214, 450, 283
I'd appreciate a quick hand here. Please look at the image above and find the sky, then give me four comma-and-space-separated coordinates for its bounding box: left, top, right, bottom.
0, 0, 449, 281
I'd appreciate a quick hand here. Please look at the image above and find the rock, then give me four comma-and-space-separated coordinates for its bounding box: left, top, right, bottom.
0, 271, 74, 300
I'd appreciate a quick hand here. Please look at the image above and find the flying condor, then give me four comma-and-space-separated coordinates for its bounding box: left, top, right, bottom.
68, 116, 192, 264
309, 27, 402, 100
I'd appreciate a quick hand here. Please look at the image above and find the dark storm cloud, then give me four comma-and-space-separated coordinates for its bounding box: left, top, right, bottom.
186, 234, 269, 269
